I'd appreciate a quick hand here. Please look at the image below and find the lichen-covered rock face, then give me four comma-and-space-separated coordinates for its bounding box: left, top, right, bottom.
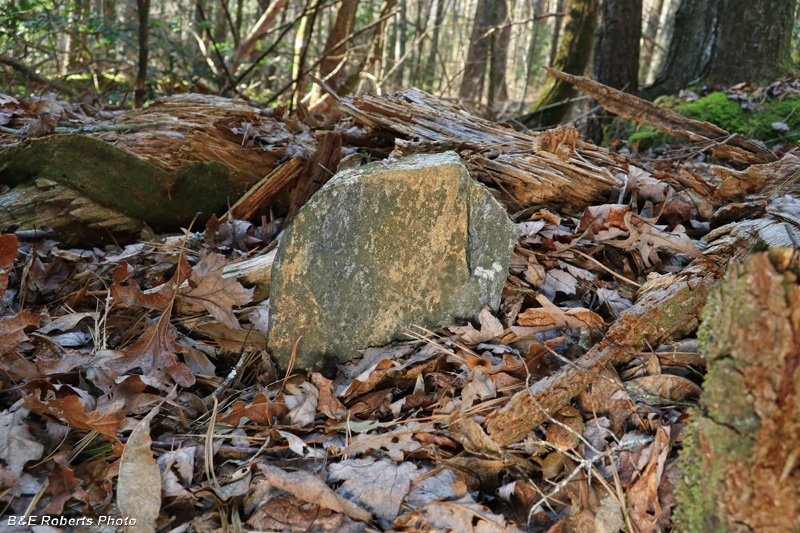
268, 152, 519, 376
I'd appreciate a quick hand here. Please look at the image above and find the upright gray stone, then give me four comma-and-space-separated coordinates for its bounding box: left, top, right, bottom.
268, 152, 519, 376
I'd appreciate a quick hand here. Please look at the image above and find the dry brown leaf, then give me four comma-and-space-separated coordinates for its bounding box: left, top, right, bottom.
310, 372, 347, 420
285, 382, 319, 427
110, 261, 184, 310
627, 374, 702, 404
45, 452, 88, 514
607, 212, 702, 267
180, 252, 254, 330
346, 421, 428, 461
327, 457, 417, 529
115, 317, 195, 388
448, 306, 504, 344
219, 392, 282, 426
0, 234, 18, 296
395, 493, 525, 532
258, 463, 372, 524
448, 413, 504, 456
627, 426, 673, 532
0, 310, 40, 355
517, 294, 604, 332
118, 407, 161, 533
24, 381, 125, 444
246, 493, 363, 532
0, 404, 44, 487
545, 406, 584, 451
596, 287, 633, 316
543, 268, 579, 298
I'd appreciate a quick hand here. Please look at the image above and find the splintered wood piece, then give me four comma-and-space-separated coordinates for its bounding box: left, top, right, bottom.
224, 157, 304, 221
288, 131, 343, 217
332, 87, 627, 210
542, 67, 777, 166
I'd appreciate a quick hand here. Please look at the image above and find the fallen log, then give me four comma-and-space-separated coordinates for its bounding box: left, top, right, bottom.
0, 94, 310, 244
334, 88, 628, 212
543, 67, 777, 167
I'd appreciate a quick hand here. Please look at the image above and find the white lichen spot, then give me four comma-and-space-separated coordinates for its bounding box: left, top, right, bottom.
473, 261, 503, 279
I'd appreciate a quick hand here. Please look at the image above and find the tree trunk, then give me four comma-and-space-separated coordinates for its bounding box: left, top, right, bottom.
65, 0, 90, 72
518, 0, 547, 112
459, 0, 493, 108
524, 0, 597, 127
308, 0, 360, 111
292, 0, 323, 107
644, 0, 795, 98
318, 0, 360, 88
487, 0, 510, 111
705, 0, 795, 86
638, 0, 664, 83
548, 0, 565, 67
423, 0, 447, 90
102, 0, 118, 59
393, 0, 408, 89
134, 0, 151, 108
588, 0, 641, 141
214, 0, 228, 44
409, 0, 433, 86
230, 0, 289, 75
235, 0, 244, 40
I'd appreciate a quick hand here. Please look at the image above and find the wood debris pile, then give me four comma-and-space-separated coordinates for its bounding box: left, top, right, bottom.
0, 75, 798, 531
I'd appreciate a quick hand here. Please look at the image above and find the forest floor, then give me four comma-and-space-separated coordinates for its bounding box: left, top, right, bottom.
0, 74, 799, 532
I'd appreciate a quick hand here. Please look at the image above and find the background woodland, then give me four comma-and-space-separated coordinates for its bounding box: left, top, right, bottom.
3, 0, 799, 128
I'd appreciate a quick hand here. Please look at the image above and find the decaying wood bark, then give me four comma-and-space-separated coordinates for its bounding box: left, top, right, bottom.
675, 248, 800, 532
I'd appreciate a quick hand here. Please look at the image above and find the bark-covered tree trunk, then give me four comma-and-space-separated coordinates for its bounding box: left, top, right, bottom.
644, 0, 795, 98
65, 0, 90, 72
394, 0, 408, 88
588, 0, 641, 141
308, 0, 360, 111
676, 248, 800, 531
134, 0, 151, 108
291, 0, 323, 107
705, 0, 795, 86
487, 0, 510, 111
518, 0, 547, 112
593, 0, 641, 93
459, 0, 493, 108
548, 0, 565, 67
318, 0, 360, 88
409, 0, 432, 86
424, 0, 447, 90
639, 0, 664, 82
523, 0, 597, 127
